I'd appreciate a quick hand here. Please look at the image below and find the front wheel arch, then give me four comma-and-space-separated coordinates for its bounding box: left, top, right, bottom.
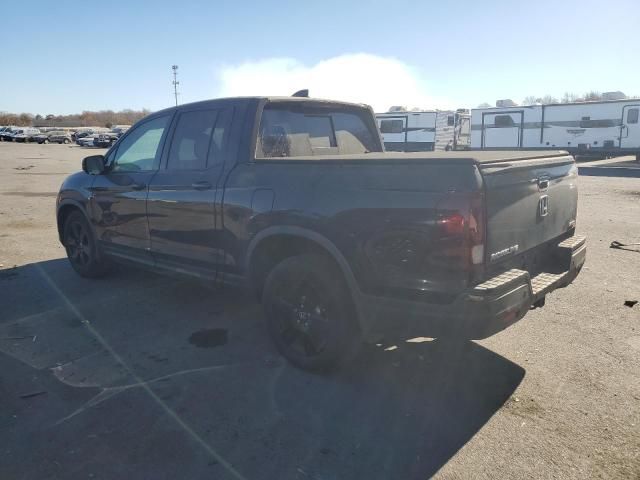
57, 202, 92, 244
62, 210, 109, 278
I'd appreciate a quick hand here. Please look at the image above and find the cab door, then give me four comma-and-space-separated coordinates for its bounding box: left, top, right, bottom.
620, 105, 640, 149
147, 107, 232, 276
89, 114, 172, 263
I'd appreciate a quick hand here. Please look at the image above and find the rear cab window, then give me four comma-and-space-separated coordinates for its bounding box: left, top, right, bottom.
255, 101, 382, 159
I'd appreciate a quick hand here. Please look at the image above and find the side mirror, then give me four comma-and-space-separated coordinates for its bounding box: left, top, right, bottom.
82, 155, 106, 175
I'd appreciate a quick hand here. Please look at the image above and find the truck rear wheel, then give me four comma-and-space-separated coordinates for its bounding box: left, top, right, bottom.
262, 254, 359, 371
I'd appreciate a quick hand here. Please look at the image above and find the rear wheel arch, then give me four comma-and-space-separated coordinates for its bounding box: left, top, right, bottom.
246, 228, 364, 329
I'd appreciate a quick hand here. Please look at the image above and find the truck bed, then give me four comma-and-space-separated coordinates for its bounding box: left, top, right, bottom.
257, 150, 571, 164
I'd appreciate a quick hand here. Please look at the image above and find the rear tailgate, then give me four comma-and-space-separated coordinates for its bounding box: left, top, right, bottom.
479, 152, 578, 268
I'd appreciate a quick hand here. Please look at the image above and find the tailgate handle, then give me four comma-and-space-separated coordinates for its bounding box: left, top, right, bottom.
537, 178, 549, 190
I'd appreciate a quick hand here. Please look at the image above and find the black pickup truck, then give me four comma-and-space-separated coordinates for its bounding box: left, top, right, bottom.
56, 95, 586, 370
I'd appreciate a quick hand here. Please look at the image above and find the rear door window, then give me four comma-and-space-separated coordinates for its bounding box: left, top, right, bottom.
167, 109, 219, 170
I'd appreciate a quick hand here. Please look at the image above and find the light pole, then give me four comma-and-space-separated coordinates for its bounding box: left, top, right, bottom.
172, 65, 179, 106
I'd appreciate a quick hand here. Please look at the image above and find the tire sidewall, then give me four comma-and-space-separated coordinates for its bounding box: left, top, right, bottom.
63, 211, 107, 277
263, 254, 357, 371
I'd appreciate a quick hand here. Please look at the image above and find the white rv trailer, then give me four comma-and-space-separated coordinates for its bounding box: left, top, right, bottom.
471, 99, 640, 159
376, 110, 471, 152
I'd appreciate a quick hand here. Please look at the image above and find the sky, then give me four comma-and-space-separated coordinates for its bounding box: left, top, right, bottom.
1, 0, 639, 115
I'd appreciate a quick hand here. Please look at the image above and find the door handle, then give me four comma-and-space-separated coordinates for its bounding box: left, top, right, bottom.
621, 125, 629, 138
192, 181, 212, 191
131, 182, 147, 191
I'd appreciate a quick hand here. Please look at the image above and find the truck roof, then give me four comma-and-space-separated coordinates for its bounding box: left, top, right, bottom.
152, 96, 372, 117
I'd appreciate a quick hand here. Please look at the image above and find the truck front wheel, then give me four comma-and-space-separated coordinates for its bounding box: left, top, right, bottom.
262, 254, 359, 371
63, 211, 110, 278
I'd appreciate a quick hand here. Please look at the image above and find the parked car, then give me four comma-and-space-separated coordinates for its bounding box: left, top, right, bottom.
73, 130, 94, 143
77, 136, 97, 147
110, 125, 131, 134
13, 127, 42, 143
73, 128, 109, 143
34, 130, 72, 144
94, 132, 119, 148
56, 95, 586, 371
0, 126, 20, 141
33, 132, 50, 143
49, 131, 72, 144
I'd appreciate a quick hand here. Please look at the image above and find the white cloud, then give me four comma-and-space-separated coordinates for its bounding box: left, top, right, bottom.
215, 53, 454, 112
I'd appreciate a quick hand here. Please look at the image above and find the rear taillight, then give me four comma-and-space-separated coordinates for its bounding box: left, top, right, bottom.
435, 194, 485, 272
469, 194, 485, 265
437, 213, 465, 236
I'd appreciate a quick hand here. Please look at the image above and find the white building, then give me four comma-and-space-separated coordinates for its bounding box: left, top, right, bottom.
376, 110, 470, 152
471, 99, 640, 158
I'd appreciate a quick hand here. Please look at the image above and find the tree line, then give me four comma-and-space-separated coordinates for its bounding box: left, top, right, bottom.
521, 91, 608, 106
0, 109, 152, 128
478, 91, 634, 108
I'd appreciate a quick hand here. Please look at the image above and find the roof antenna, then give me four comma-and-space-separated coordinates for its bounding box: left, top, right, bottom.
292, 89, 309, 98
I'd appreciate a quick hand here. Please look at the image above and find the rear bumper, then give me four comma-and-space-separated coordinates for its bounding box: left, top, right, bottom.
357, 235, 586, 340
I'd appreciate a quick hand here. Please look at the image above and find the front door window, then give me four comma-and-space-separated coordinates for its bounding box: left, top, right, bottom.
112, 115, 170, 172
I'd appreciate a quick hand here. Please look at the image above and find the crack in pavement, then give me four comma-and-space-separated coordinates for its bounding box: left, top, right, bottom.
52, 362, 245, 425
34, 263, 250, 480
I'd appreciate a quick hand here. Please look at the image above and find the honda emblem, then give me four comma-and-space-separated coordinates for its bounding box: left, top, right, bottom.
539, 195, 549, 217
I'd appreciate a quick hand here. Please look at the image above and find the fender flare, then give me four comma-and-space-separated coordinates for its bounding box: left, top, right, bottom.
56, 199, 91, 242
245, 226, 367, 331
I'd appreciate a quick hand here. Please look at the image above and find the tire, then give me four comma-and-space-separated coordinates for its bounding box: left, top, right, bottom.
44, 139, 50, 144
63, 138, 70, 144
63, 211, 110, 278
262, 254, 359, 371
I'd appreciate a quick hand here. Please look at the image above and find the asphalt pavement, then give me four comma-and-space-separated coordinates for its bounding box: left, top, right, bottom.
0, 143, 638, 479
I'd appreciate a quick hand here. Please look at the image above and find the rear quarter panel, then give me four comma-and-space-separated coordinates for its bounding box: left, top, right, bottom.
223, 160, 482, 298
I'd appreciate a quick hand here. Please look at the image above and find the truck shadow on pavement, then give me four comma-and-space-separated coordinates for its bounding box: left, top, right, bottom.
0, 259, 525, 480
